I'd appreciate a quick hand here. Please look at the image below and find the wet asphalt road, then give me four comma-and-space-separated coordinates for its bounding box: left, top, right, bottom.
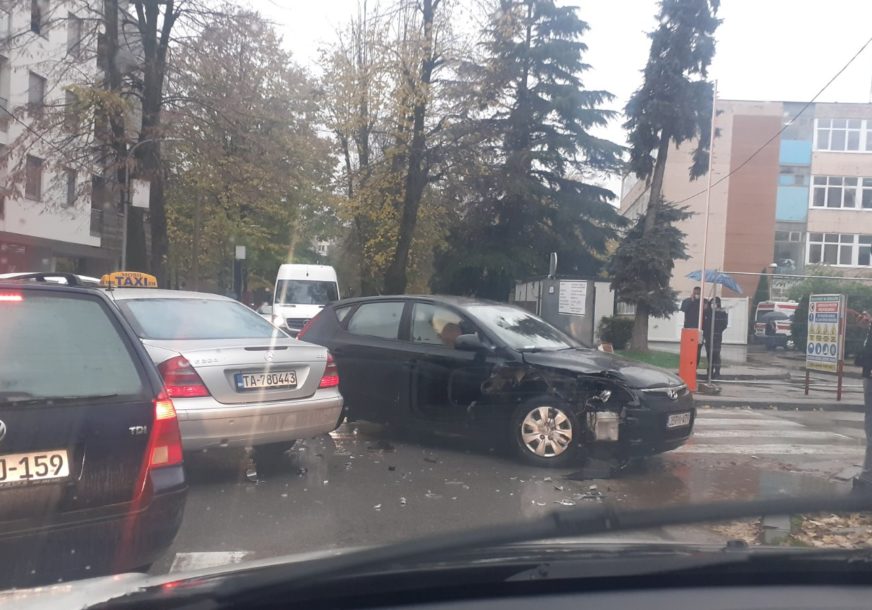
153, 407, 867, 574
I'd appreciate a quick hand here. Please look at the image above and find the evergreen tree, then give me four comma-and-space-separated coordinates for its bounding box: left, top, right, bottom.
433, 0, 624, 299
608, 200, 692, 318
609, 0, 720, 351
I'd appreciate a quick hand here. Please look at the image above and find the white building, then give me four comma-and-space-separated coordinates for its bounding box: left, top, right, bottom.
0, 0, 121, 275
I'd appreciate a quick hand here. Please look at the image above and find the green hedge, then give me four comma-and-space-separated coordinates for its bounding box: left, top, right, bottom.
598, 316, 634, 350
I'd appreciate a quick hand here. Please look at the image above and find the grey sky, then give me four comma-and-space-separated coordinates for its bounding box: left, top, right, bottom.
253, 0, 872, 186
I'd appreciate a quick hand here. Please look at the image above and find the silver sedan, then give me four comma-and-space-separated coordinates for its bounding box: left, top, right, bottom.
105, 289, 343, 462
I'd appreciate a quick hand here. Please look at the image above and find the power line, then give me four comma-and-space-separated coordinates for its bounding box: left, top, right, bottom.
673, 32, 872, 206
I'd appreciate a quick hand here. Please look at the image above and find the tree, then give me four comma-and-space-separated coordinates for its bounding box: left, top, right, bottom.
607, 201, 692, 320
609, 0, 720, 351
163, 7, 333, 294
321, 0, 455, 295
433, 0, 624, 300
381, 0, 445, 294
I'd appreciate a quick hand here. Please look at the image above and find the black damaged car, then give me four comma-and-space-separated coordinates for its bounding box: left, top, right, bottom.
299, 296, 694, 467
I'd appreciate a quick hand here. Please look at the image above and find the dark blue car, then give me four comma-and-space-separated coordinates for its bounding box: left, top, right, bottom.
0, 274, 187, 586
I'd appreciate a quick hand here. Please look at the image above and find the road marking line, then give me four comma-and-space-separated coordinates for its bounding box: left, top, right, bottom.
693, 430, 850, 439
673, 444, 864, 456
693, 418, 804, 428
696, 410, 767, 418
170, 551, 251, 573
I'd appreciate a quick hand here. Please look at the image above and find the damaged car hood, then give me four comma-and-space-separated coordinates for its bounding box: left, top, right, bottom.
521, 348, 684, 390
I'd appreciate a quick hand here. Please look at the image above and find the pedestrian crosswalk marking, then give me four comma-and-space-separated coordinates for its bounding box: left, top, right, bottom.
675, 444, 863, 456
170, 551, 251, 573
694, 418, 804, 428
673, 408, 865, 457
693, 429, 850, 440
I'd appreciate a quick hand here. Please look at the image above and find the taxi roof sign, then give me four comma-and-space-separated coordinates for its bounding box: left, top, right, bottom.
101, 271, 158, 288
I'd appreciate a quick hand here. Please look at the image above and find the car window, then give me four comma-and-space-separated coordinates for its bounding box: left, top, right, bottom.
346, 301, 404, 339
118, 298, 283, 340
335, 305, 352, 322
275, 280, 339, 305
411, 303, 466, 347
0, 293, 145, 400
467, 305, 577, 351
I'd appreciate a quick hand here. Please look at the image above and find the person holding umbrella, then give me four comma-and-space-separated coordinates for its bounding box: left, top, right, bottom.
684, 270, 742, 374
703, 297, 729, 378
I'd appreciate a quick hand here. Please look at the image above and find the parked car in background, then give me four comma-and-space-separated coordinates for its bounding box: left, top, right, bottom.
0, 271, 101, 285
299, 295, 694, 467
106, 287, 344, 464
754, 300, 797, 350
0, 274, 186, 586
272, 264, 340, 336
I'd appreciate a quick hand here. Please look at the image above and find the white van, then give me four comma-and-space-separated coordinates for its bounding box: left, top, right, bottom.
272, 264, 340, 336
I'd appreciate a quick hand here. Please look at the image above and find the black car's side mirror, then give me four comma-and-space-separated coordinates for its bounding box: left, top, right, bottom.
455, 333, 492, 353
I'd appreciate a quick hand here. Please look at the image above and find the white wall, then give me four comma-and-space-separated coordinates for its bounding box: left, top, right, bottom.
0, 0, 101, 248
648, 297, 750, 345
593, 281, 615, 339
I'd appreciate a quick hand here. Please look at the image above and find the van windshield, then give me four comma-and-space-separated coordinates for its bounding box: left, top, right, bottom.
275, 280, 339, 305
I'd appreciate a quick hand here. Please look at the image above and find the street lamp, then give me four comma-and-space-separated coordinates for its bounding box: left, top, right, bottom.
768, 262, 778, 301
120, 137, 183, 269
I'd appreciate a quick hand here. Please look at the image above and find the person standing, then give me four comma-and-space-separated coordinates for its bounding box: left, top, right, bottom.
854, 311, 872, 490
681, 287, 706, 365
703, 297, 728, 378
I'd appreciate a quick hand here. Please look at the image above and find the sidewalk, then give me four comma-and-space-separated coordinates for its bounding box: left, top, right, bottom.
682, 344, 867, 411
693, 381, 864, 411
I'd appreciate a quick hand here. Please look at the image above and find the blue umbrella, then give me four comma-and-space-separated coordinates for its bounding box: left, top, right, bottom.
685, 269, 743, 294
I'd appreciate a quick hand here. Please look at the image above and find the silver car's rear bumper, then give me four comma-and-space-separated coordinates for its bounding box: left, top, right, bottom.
174, 389, 343, 450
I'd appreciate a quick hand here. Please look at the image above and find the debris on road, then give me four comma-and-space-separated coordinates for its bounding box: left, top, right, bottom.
368, 440, 396, 452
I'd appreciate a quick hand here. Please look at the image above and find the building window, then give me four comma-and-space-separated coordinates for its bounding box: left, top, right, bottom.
65, 168, 76, 206
0, 56, 9, 131
0, 8, 10, 42
860, 236, 872, 266
96, 32, 107, 71
815, 118, 864, 152
862, 178, 872, 209
812, 176, 859, 208
779, 166, 809, 186
25, 155, 43, 200
28, 71, 46, 113
31, 0, 48, 36
90, 176, 105, 236
64, 90, 78, 130
807, 233, 872, 267
66, 13, 82, 56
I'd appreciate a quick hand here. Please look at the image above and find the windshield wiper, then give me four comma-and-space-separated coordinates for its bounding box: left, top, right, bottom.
197, 493, 872, 601
518, 346, 573, 353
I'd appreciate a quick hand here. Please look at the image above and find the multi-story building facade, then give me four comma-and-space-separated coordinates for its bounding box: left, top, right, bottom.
620, 99, 872, 301
0, 0, 125, 275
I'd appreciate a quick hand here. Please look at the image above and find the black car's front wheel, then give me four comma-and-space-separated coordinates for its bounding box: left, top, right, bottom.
510, 399, 580, 467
